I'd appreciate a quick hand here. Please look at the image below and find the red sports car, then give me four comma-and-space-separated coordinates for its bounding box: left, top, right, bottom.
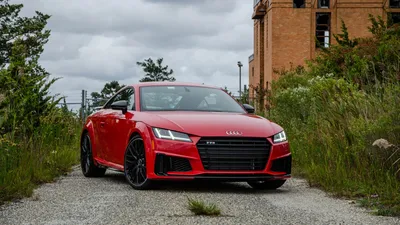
80, 82, 291, 190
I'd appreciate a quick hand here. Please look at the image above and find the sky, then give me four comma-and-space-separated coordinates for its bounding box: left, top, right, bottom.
14, 0, 254, 106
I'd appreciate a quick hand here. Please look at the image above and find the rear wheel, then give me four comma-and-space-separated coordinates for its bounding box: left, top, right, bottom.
124, 135, 153, 190
247, 179, 286, 190
80, 133, 106, 177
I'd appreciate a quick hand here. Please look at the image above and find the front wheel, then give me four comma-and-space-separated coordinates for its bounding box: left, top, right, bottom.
247, 179, 286, 190
80, 133, 106, 177
124, 135, 153, 190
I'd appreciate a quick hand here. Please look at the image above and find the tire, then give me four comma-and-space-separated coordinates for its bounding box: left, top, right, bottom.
80, 133, 107, 177
124, 135, 153, 190
247, 179, 287, 190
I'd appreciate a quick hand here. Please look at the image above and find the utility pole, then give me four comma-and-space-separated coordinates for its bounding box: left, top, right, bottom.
244, 84, 248, 103
237, 61, 243, 98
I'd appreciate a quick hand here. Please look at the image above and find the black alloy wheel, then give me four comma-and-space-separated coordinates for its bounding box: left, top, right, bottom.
80, 133, 106, 177
124, 135, 153, 190
247, 179, 287, 190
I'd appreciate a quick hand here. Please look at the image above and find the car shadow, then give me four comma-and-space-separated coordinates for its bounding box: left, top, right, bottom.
102, 171, 290, 195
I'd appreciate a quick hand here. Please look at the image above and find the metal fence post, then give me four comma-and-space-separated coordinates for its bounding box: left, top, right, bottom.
81, 90, 85, 125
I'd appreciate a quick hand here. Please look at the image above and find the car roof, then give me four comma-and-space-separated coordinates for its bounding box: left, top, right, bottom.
130, 82, 221, 89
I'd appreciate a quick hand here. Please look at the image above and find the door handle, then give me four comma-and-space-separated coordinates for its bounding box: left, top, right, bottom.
100, 122, 105, 127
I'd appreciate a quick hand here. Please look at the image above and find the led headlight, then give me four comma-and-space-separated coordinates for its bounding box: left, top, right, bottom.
152, 128, 192, 142
273, 130, 287, 143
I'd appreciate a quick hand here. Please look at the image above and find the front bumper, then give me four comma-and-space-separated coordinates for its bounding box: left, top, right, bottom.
146, 136, 292, 181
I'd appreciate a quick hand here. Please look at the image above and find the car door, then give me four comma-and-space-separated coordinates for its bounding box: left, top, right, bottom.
96, 94, 120, 163
102, 87, 136, 165
91, 108, 109, 160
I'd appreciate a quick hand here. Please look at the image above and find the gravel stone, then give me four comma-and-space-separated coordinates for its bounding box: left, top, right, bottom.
1, 166, 399, 225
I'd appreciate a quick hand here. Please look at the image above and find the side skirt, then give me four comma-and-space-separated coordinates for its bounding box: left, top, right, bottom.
94, 157, 124, 171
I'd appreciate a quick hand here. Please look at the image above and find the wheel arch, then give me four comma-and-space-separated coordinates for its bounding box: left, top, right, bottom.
127, 121, 152, 144
81, 119, 100, 161
125, 121, 155, 171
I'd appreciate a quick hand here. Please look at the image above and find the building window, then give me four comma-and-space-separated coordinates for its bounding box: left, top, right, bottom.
390, 0, 400, 8
293, 0, 305, 8
252, 67, 254, 77
388, 12, 400, 25
316, 13, 331, 48
318, 0, 329, 8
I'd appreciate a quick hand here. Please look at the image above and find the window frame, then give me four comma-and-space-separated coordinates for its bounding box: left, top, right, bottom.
388, 12, 400, 25
390, 0, 400, 8
315, 12, 331, 49
293, 0, 306, 8
103, 86, 136, 111
318, 0, 330, 9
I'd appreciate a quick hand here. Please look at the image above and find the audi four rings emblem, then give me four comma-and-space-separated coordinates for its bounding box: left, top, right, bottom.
226, 131, 242, 135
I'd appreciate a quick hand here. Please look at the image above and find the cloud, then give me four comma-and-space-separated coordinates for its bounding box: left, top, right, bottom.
13, 0, 253, 107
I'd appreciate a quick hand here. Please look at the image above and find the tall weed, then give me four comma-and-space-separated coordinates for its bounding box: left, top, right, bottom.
267, 16, 400, 216
0, 26, 81, 203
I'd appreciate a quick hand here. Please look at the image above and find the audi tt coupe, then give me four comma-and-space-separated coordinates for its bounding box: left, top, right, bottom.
80, 82, 292, 190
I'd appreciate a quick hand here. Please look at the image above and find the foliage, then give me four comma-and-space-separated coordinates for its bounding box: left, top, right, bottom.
333, 19, 358, 48
90, 80, 125, 107
137, 57, 175, 82
0, 0, 51, 67
237, 86, 249, 104
223, 86, 233, 96
187, 197, 221, 216
263, 15, 400, 216
0, 1, 80, 204
0, 39, 60, 136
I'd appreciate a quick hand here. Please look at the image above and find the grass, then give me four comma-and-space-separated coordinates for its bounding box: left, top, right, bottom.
0, 2, 82, 205
0, 112, 81, 204
187, 197, 221, 216
253, 16, 400, 217
265, 76, 400, 217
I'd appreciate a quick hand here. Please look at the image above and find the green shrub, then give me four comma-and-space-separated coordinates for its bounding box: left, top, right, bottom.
267, 15, 400, 216
0, 0, 81, 204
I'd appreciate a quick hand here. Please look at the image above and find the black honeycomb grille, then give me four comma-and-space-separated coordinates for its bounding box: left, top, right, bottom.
196, 137, 271, 171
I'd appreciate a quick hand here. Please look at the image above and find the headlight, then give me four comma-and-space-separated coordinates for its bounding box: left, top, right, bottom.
152, 128, 192, 142
273, 130, 287, 143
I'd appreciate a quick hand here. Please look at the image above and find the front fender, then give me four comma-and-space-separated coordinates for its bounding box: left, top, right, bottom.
127, 121, 157, 174
81, 119, 100, 165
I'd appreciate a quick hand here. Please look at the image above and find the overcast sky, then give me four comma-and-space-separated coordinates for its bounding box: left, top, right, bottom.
14, 0, 253, 104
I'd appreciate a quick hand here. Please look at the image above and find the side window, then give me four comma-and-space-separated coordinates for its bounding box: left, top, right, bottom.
104, 88, 135, 110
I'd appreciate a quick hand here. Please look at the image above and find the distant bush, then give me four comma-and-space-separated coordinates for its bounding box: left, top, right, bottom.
267, 16, 400, 216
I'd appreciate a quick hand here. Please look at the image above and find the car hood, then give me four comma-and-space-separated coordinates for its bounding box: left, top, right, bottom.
140, 111, 282, 138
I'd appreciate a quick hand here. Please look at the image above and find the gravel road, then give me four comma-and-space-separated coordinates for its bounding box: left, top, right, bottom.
1, 166, 399, 225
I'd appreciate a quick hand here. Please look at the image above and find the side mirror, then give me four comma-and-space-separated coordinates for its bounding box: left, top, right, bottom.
243, 104, 255, 114
111, 100, 128, 114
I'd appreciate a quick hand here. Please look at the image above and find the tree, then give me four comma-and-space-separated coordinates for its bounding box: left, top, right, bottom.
238, 86, 249, 104
90, 81, 125, 107
137, 57, 175, 82
0, 0, 51, 68
0, 1, 59, 136
223, 86, 233, 96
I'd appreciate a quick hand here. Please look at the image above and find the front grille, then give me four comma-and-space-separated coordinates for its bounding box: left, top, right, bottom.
196, 137, 271, 171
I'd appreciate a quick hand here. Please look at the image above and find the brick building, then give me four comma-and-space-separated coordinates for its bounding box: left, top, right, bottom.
248, 0, 400, 100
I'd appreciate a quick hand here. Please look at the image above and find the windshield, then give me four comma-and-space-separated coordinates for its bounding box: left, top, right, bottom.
139, 85, 246, 113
